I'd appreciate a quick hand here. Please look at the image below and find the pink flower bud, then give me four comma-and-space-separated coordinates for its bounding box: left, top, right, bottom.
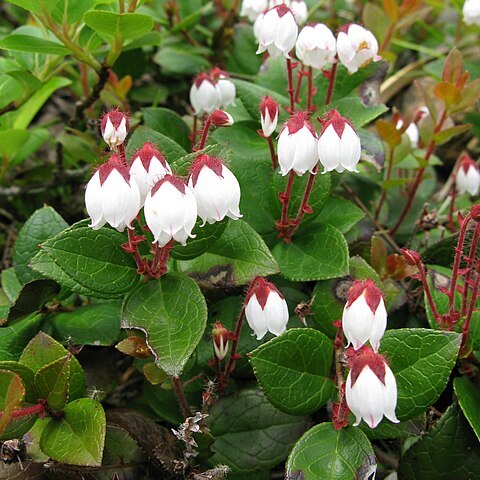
188, 154, 242, 225
212, 322, 231, 361
129, 142, 172, 206
210, 110, 234, 127
337, 24, 381, 74
245, 277, 289, 340
346, 346, 399, 429
456, 155, 480, 196
278, 112, 318, 176
100, 110, 129, 149
401, 248, 421, 266
342, 279, 387, 352
317, 109, 361, 173
144, 175, 197, 247
260, 96, 280, 137
256, 4, 298, 58
295, 24, 336, 70
85, 154, 140, 232
190, 73, 222, 115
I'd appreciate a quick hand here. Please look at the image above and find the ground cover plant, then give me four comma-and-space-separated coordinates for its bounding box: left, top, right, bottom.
1, 0, 480, 478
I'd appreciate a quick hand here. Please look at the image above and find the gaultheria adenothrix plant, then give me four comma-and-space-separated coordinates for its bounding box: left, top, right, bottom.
2, 1, 480, 478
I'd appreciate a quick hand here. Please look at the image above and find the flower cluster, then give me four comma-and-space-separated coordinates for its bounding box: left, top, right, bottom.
241, 0, 308, 25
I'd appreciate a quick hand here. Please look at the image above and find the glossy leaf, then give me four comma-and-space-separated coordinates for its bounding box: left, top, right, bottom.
0, 314, 43, 362
0, 361, 36, 404
0, 370, 25, 436
454, 376, 480, 442
83, 11, 153, 40
0, 35, 69, 55
34, 355, 71, 411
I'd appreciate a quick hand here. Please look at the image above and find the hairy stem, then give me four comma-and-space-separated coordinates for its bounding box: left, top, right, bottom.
171, 376, 191, 419
325, 61, 338, 105
286, 58, 296, 113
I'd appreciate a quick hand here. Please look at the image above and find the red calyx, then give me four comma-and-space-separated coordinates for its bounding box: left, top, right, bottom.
346, 279, 383, 313
274, 3, 292, 17
319, 109, 355, 138
194, 72, 214, 88
132, 142, 168, 170
210, 110, 232, 127
260, 96, 280, 120
471, 204, 480, 222
98, 154, 130, 185
210, 66, 229, 79
285, 111, 317, 136
150, 174, 186, 196
460, 154, 478, 174
349, 346, 387, 387
245, 276, 284, 309
401, 248, 421, 266
338, 23, 352, 34
189, 154, 224, 187
100, 109, 129, 134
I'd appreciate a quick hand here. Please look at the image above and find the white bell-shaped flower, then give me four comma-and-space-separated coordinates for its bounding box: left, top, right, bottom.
85, 154, 140, 232
397, 118, 420, 148
211, 68, 236, 108
144, 175, 198, 247
260, 96, 280, 137
318, 109, 361, 173
256, 4, 298, 58
190, 73, 222, 115
296, 24, 336, 70
457, 155, 480, 196
188, 154, 242, 225
245, 277, 289, 340
100, 110, 128, 149
278, 112, 318, 176
337, 24, 381, 74
253, 13, 264, 42
342, 279, 387, 352
463, 0, 480, 26
240, 0, 268, 22
129, 142, 172, 206
290, 0, 308, 24
346, 347, 399, 429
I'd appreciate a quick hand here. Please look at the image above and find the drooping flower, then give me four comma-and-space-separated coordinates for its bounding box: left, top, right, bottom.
245, 277, 289, 340
396, 118, 420, 148
144, 175, 197, 247
463, 0, 480, 26
100, 110, 128, 149
260, 96, 280, 137
190, 73, 222, 115
290, 0, 308, 25
317, 109, 361, 174
345, 346, 399, 429
85, 154, 140, 232
295, 24, 336, 70
456, 155, 480, 196
188, 154, 242, 225
240, 0, 268, 22
211, 67, 236, 108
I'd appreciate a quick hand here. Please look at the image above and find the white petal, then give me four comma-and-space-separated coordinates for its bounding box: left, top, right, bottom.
245, 295, 268, 340
85, 172, 105, 229
277, 129, 296, 175
101, 170, 134, 230
275, 12, 298, 55
264, 293, 289, 336
383, 365, 399, 424
370, 298, 387, 352
342, 295, 375, 350
339, 125, 361, 173
318, 125, 342, 172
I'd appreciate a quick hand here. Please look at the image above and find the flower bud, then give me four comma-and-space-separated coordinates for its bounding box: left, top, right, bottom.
240, 0, 268, 22
211, 67, 236, 108
85, 154, 140, 232
290, 0, 308, 25
188, 154, 242, 225
210, 110, 234, 127
129, 142, 172, 206
260, 96, 280, 137
317, 109, 361, 173
456, 155, 480, 196
100, 110, 128, 149
278, 112, 318, 176
295, 24, 336, 70
342, 279, 387, 352
245, 277, 289, 340
190, 73, 222, 115
345, 346, 399, 429
396, 118, 420, 148
463, 0, 480, 26
401, 248, 421, 266
256, 4, 298, 58
337, 24, 381, 75
212, 322, 230, 361
144, 175, 197, 247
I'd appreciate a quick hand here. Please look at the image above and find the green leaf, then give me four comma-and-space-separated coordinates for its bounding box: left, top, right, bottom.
207, 389, 307, 473
0, 361, 36, 404
379, 328, 461, 420
175, 220, 279, 288
315, 196, 365, 234
454, 377, 480, 442
0, 314, 43, 362
1, 268, 22, 303
0, 130, 30, 162
121, 274, 207, 376
227, 24, 263, 75
6, 0, 60, 15
50, 301, 121, 346
83, 11, 153, 40
286, 423, 376, 480
272, 224, 349, 282
398, 403, 480, 480
35, 355, 71, 411
51, 0, 96, 23
31, 225, 140, 299
0, 370, 25, 436
0, 35, 69, 55
40, 398, 106, 467
154, 44, 211, 76
16, 208, 71, 284
19, 332, 85, 401
249, 328, 335, 415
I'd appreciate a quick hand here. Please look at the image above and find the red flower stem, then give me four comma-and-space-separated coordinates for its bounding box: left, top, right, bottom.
2, 402, 46, 420
171, 376, 191, 419
390, 109, 448, 235
294, 63, 305, 103
118, 143, 127, 165
324, 61, 338, 105
462, 222, 480, 317
449, 213, 472, 322
332, 322, 350, 430
223, 304, 246, 378
197, 114, 212, 150
307, 66, 314, 113
157, 239, 174, 276
460, 270, 480, 355
374, 146, 396, 221
279, 171, 296, 227
286, 58, 296, 114
128, 229, 145, 273
415, 260, 440, 321
267, 136, 278, 170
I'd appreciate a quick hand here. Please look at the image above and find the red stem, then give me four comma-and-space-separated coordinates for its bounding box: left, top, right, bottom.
223, 305, 246, 378
462, 222, 480, 317
294, 63, 305, 103
1, 402, 46, 420
325, 61, 338, 105
279, 171, 296, 228
374, 146, 396, 221
171, 376, 191, 419
460, 270, 480, 355
128, 229, 145, 273
416, 260, 440, 321
307, 66, 314, 114
118, 143, 127, 165
267, 136, 278, 170
197, 115, 212, 150
390, 109, 448, 235
286, 58, 295, 114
